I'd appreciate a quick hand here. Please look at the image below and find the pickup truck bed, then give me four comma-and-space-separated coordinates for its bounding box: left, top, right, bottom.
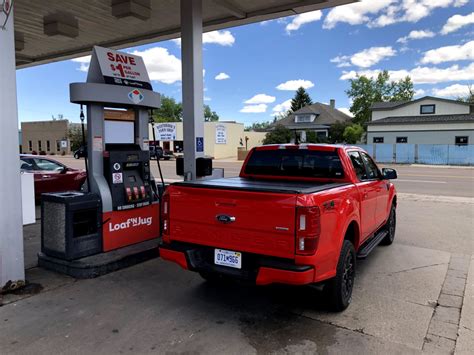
174, 177, 350, 194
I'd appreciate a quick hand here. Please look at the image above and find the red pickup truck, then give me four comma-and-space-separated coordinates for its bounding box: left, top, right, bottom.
159, 144, 397, 311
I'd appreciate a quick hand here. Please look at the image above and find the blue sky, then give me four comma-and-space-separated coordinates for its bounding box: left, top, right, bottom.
16, 0, 474, 126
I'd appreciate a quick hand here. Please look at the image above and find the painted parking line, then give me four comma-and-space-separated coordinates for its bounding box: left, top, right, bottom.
396, 179, 447, 184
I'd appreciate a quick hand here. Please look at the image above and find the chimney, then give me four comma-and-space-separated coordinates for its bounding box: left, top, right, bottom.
330, 99, 336, 109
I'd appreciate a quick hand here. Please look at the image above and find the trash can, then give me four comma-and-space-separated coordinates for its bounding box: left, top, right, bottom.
41, 192, 102, 260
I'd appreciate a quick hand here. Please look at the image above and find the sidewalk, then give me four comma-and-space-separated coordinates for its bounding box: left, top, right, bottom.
456, 255, 474, 353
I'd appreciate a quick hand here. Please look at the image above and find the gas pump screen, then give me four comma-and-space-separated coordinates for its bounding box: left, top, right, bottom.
104, 121, 134, 144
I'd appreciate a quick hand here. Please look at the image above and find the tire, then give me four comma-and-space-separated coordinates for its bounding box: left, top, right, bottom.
74, 152, 80, 159
324, 240, 356, 312
380, 204, 396, 246
164, 157, 171, 161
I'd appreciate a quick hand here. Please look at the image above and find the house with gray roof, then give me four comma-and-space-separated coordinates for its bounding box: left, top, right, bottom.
272, 99, 352, 142
367, 96, 474, 145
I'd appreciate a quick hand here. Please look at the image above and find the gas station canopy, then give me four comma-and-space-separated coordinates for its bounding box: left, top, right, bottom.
14, 0, 355, 68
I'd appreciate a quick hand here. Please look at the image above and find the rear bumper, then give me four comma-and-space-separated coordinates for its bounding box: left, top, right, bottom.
159, 242, 315, 286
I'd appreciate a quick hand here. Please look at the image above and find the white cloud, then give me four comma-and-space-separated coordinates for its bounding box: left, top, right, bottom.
240, 104, 268, 113
286, 10, 322, 32
420, 41, 474, 64
244, 94, 276, 104
331, 47, 396, 68
441, 12, 474, 34
276, 79, 314, 91
323, 0, 395, 29
215, 72, 230, 80
71, 56, 91, 72
432, 84, 472, 97
330, 55, 351, 68
272, 99, 292, 114
340, 63, 474, 84
338, 108, 353, 117
397, 29, 435, 44
131, 47, 182, 84
350, 46, 397, 68
324, 0, 470, 29
414, 88, 426, 96
204, 96, 212, 101
172, 30, 235, 47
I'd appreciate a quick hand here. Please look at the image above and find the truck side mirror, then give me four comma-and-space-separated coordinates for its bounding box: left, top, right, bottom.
382, 168, 397, 180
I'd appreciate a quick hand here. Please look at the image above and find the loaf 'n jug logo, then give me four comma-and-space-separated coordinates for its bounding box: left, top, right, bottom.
109, 216, 152, 232
128, 89, 144, 104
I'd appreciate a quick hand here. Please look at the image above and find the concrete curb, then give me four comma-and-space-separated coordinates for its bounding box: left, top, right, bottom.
456, 255, 474, 354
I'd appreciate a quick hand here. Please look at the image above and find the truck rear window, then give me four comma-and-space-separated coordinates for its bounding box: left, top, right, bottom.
244, 149, 344, 179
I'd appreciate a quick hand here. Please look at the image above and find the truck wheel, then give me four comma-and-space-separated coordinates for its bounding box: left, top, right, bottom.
324, 240, 356, 312
381, 204, 396, 246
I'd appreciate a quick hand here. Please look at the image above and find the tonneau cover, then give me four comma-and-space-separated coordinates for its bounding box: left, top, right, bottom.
173, 177, 349, 194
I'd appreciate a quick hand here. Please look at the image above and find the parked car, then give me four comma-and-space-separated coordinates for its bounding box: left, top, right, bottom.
20, 155, 87, 201
159, 144, 397, 311
74, 145, 87, 159
150, 145, 173, 160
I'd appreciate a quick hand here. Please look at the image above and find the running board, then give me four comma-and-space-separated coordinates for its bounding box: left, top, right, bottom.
356, 230, 388, 259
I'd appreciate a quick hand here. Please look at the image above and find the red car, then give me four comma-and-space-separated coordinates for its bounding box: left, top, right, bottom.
20, 155, 87, 201
159, 144, 397, 311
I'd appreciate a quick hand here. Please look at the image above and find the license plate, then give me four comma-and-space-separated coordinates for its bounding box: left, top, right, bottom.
214, 249, 242, 269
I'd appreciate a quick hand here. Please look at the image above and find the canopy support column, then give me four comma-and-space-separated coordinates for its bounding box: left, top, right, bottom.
180, 0, 204, 180
0, 8, 25, 289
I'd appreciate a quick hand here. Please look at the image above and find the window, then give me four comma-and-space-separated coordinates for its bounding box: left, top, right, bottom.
38, 140, 42, 151
294, 114, 315, 123
33, 158, 63, 171
420, 104, 435, 114
373, 137, 384, 143
360, 152, 380, 180
46, 140, 51, 151
348, 151, 367, 181
455, 136, 469, 146
245, 149, 344, 179
396, 137, 408, 143
20, 158, 34, 171
56, 141, 61, 151
28, 140, 32, 151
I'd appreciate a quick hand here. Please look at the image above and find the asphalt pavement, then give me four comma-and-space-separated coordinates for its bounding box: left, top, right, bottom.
59, 156, 474, 197
1, 155, 472, 354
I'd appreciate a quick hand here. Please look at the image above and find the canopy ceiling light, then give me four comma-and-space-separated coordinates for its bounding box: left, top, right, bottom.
112, 0, 151, 21
43, 11, 79, 38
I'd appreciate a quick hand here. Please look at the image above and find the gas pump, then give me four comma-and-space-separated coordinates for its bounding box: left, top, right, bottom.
69, 46, 161, 252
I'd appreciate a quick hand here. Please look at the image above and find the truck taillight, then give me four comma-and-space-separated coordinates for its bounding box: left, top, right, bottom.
296, 206, 320, 255
162, 192, 170, 242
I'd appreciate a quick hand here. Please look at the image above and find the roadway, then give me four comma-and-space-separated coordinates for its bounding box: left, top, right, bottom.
57, 156, 474, 198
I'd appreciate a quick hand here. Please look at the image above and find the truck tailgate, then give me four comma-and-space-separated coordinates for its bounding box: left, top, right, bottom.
168, 186, 297, 259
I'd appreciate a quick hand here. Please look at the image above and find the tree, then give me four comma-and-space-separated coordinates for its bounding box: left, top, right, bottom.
262, 125, 292, 144
153, 96, 182, 122
343, 124, 364, 144
305, 131, 328, 144
152, 95, 220, 122
204, 105, 219, 122
68, 127, 86, 151
245, 121, 272, 131
346, 70, 414, 126
456, 85, 474, 104
290, 87, 313, 112
328, 121, 350, 143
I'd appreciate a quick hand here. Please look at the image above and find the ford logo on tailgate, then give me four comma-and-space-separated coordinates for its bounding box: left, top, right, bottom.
216, 214, 236, 224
